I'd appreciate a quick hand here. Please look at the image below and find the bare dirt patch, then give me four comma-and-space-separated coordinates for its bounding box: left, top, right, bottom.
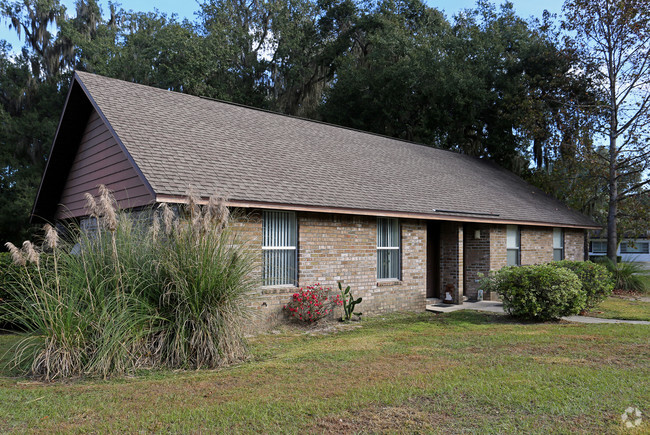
308, 397, 450, 434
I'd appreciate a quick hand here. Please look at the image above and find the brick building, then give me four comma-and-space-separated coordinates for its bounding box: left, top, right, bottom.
32, 72, 599, 329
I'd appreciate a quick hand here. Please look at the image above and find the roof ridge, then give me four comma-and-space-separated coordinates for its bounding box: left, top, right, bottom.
74, 69, 480, 161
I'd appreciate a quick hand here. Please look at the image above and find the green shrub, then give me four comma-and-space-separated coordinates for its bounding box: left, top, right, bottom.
0, 186, 256, 380
551, 260, 613, 309
481, 264, 585, 321
597, 258, 649, 293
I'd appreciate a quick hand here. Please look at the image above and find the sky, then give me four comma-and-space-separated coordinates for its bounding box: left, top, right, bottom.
1, 0, 566, 52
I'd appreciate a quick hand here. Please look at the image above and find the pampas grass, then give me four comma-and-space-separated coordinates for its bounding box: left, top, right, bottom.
0, 186, 256, 380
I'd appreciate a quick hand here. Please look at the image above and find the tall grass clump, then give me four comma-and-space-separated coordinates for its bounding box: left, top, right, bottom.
154, 195, 257, 368
0, 186, 256, 380
598, 257, 650, 293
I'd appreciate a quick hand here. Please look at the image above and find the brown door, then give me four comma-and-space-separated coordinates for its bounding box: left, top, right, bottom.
426, 221, 441, 298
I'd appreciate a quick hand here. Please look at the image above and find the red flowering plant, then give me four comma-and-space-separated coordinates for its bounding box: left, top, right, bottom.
284, 284, 343, 323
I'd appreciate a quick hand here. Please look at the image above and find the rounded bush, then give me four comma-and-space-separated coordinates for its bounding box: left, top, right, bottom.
551, 260, 613, 309
481, 264, 585, 321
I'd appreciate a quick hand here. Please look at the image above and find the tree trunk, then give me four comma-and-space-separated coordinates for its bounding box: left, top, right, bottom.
607, 63, 618, 263
607, 131, 618, 262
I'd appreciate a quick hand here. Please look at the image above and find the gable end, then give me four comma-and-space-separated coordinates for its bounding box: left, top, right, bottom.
55, 109, 154, 219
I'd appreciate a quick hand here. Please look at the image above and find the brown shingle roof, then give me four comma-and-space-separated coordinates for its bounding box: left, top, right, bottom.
72, 71, 596, 228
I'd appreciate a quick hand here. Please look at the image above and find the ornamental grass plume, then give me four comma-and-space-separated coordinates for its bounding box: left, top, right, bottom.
150, 214, 160, 241
98, 185, 117, 232
215, 197, 230, 232
204, 195, 229, 233
0, 187, 256, 380
186, 187, 202, 232
160, 203, 175, 235
5, 242, 25, 267
43, 224, 59, 250
22, 241, 40, 267
84, 192, 99, 217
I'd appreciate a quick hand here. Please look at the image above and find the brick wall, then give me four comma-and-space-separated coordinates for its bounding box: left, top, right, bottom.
439, 222, 463, 303
235, 211, 586, 330
488, 225, 584, 267
565, 229, 586, 261
521, 226, 554, 265
489, 225, 507, 271
463, 224, 490, 299
243, 211, 426, 330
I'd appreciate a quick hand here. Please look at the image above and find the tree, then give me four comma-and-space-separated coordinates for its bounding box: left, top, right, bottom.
321, 1, 595, 171
320, 0, 451, 143
0, 0, 73, 78
198, 0, 358, 115
564, 0, 650, 261
0, 0, 73, 246
529, 146, 649, 245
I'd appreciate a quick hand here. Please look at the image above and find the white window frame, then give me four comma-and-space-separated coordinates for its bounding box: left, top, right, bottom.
553, 228, 564, 261
262, 211, 297, 286
377, 217, 401, 280
620, 241, 650, 254
506, 225, 520, 266
590, 240, 607, 254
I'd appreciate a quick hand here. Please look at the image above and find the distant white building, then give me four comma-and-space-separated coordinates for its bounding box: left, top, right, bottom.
589, 238, 650, 262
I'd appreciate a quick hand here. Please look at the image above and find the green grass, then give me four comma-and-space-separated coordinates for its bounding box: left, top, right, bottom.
639, 274, 650, 295
0, 311, 648, 433
589, 297, 650, 322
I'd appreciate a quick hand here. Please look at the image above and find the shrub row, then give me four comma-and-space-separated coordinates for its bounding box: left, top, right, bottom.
481, 260, 613, 321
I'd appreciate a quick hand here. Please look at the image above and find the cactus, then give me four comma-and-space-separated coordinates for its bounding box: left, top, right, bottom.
339, 282, 362, 321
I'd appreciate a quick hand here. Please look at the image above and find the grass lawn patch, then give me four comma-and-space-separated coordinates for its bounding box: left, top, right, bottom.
0, 311, 648, 433
588, 297, 650, 322
639, 274, 650, 295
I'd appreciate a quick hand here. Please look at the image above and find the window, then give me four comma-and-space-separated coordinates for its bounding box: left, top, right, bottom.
590, 241, 607, 253
620, 241, 650, 254
377, 218, 400, 279
506, 225, 520, 266
553, 228, 564, 261
262, 211, 297, 286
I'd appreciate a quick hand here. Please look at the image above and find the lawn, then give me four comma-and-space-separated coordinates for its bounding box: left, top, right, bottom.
589, 297, 650, 322
639, 274, 650, 295
0, 311, 648, 434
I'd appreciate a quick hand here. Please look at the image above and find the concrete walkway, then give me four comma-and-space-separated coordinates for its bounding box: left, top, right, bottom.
561, 315, 650, 325
426, 300, 505, 314
425, 300, 650, 325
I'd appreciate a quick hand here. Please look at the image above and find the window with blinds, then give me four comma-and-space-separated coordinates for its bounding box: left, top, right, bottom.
262, 211, 297, 286
553, 228, 564, 261
506, 225, 520, 266
377, 218, 400, 280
